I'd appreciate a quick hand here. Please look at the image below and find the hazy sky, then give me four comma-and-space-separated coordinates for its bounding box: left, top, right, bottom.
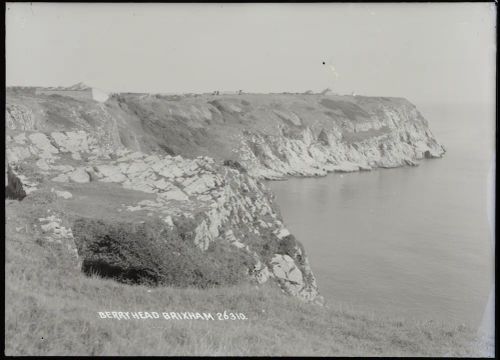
6, 3, 496, 105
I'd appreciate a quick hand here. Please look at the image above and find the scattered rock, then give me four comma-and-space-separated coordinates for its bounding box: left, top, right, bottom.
55, 190, 73, 199
95, 164, 127, 183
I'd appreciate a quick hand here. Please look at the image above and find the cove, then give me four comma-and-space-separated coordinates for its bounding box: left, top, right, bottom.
268, 102, 494, 327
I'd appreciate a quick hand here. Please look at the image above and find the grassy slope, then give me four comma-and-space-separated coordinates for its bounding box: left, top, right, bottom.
5, 196, 480, 356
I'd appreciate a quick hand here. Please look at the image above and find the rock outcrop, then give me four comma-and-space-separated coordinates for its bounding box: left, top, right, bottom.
5, 127, 318, 301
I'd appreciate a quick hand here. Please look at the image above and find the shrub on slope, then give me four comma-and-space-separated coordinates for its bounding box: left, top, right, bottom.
72, 217, 255, 288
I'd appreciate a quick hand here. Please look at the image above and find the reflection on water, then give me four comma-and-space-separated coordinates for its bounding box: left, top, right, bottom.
268, 102, 495, 327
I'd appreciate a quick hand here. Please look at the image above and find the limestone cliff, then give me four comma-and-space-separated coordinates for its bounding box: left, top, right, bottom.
6, 90, 444, 178
5, 88, 445, 303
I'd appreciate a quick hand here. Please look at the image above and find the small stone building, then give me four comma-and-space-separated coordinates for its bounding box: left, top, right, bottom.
35, 82, 109, 102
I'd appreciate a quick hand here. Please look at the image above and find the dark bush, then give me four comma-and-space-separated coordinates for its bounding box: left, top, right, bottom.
320, 98, 370, 121
277, 235, 299, 258
157, 143, 176, 156
72, 217, 255, 288
248, 231, 309, 273
223, 160, 247, 173
5, 165, 26, 200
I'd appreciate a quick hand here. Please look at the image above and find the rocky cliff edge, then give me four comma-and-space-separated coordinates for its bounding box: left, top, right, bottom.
5, 89, 445, 303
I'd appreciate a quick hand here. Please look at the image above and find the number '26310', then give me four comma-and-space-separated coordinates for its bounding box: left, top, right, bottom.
216, 311, 247, 320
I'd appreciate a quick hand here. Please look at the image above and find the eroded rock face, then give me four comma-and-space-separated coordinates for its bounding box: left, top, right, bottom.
6, 104, 35, 131
234, 102, 445, 179
106, 94, 445, 180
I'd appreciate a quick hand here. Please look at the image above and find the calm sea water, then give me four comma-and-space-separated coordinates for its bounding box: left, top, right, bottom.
269, 102, 495, 327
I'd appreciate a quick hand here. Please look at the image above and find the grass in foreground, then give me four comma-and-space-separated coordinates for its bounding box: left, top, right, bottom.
5, 196, 482, 356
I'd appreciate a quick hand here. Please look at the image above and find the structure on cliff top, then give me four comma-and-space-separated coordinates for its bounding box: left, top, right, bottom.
35, 82, 109, 102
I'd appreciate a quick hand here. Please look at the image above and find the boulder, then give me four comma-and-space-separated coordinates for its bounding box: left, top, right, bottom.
95, 164, 127, 183
55, 190, 73, 199
68, 168, 90, 183
270, 254, 305, 296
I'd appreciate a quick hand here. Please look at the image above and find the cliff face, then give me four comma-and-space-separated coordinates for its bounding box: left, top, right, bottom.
234, 97, 445, 178
6, 91, 444, 178
5, 89, 444, 303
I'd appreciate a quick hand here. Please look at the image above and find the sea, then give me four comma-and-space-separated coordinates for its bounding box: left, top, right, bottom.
268, 102, 495, 328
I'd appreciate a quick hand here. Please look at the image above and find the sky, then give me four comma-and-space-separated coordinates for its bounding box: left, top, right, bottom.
5, 3, 497, 106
